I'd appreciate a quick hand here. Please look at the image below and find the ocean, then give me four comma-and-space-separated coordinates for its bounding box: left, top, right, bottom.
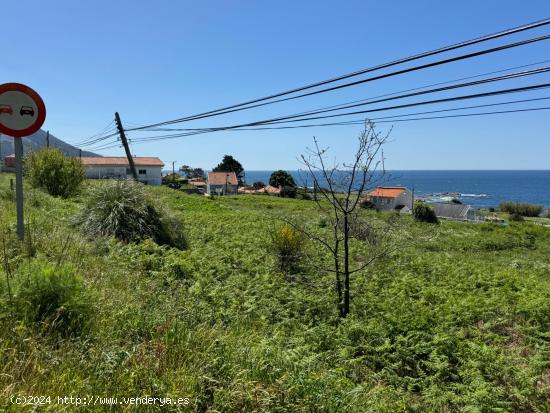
243, 170, 550, 209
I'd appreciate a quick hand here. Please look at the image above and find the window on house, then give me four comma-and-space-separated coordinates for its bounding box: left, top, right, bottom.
138, 169, 147, 175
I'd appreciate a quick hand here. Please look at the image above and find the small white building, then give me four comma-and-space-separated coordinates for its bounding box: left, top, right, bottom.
366, 186, 413, 211
80, 157, 164, 186
207, 171, 238, 195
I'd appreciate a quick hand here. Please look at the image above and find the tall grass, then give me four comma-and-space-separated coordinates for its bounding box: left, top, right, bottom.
499, 201, 543, 217
1, 173, 549, 412
74, 179, 187, 249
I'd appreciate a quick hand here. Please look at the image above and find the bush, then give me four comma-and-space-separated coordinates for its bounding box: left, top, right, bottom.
252, 181, 265, 189
12, 263, 90, 336
270, 224, 305, 273
25, 148, 85, 198
280, 185, 296, 198
413, 203, 439, 224
74, 180, 187, 249
296, 188, 312, 200
162, 173, 186, 185
509, 212, 525, 222
499, 202, 543, 217
359, 199, 375, 209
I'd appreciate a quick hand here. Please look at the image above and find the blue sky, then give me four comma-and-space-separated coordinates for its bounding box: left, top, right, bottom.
1, 1, 549, 170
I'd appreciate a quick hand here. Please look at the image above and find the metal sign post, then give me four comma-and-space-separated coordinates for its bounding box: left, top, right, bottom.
14, 137, 24, 239
0, 83, 46, 241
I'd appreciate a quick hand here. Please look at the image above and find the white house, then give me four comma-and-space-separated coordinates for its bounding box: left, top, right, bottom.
80, 157, 164, 186
207, 171, 238, 195
366, 186, 413, 211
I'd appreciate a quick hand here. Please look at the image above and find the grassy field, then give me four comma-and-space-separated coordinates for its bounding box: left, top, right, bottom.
0, 172, 549, 412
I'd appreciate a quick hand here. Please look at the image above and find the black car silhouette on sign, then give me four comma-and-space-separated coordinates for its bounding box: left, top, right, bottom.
20, 106, 34, 116
0, 104, 13, 115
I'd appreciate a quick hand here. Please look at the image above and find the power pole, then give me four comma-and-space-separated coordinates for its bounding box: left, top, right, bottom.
114, 112, 138, 180
46, 130, 50, 148
172, 161, 176, 181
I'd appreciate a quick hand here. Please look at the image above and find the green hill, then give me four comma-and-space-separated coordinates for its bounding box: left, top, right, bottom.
0, 173, 548, 412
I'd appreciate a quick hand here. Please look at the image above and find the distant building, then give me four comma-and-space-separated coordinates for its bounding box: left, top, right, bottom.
189, 178, 207, 189
80, 157, 164, 186
366, 186, 413, 211
432, 203, 477, 221
207, 171, 238, 195
2, 154, 15, 171
238, 184, 281, 195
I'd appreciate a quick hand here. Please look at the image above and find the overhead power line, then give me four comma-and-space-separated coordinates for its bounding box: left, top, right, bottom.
125, 20, 550, 131
133, 59, 550, 133
121, 96, 550, 133
74, 120, 116, 146
92, 105, 549, 151
127, 80, 550, 143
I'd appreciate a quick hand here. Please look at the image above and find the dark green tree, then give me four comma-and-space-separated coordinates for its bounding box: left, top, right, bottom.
212, 155, 244, 185
253, 181, 265, 189
269, 170, 296, 188
179, 165, 205, 179
190, 168, 205, 179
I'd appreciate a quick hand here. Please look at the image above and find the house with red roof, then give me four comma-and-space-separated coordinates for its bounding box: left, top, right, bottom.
207, 171, 238, 195
366, 186, 413, 211
80, 157, 164, 186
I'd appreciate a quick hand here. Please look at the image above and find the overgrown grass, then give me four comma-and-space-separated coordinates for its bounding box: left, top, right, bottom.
500, 201, 543, 217
0, 172, 549, 412
74, 179, 188, 250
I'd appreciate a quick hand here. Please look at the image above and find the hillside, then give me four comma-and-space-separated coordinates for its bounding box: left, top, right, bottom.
0, 129, 98, 158
0, 173, 549, 412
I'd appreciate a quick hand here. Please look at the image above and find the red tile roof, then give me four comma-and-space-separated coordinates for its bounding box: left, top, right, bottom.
264, 185, 281, 194
80, 157, 164, 167
207, 171, 238, 185
366, 186, 407, 198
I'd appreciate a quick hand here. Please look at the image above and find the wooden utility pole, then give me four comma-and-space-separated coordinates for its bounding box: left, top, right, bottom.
46, 130, 50, 148
114, 112, 138, 180
172, 161, 176, 181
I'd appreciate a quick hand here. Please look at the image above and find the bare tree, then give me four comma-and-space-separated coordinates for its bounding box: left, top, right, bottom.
293, 120, 402, 317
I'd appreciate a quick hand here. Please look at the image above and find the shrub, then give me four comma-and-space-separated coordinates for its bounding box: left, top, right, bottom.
359, 199, 375, 209
509, 212, 524, 222
499, 202, 543, 217
162, 173, 183, 185
270, 224, 305, 273
280, 185, 296, 198
413, 203, 439, 224
297, 189, 312, 200
12, 263, 90, 336
25, 148, 85, 198
252, 181, 265, 189
74, 180, 187, 249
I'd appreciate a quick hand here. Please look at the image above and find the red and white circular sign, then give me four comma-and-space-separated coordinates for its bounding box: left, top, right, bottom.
0, 83, 46, 138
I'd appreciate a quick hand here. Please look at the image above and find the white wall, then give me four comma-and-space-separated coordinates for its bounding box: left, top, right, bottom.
84, 166, 163, 186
